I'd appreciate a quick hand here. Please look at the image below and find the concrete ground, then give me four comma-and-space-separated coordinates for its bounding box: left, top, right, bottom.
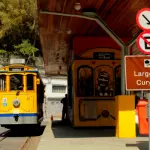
37, 120, 149, 150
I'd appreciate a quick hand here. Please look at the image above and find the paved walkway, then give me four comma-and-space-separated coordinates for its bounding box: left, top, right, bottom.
37, 120, 148, 150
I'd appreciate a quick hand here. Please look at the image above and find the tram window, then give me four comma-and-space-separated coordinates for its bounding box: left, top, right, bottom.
77, 66, 94, 97
27, 74, 34, 90
10, 74, 23, 90
95, 65, 114, 97
0, 75, 6, 91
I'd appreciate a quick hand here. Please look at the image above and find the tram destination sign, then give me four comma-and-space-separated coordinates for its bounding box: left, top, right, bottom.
9, 68, 24, 71
125, 55, 150, 91
93, 52, 115, 60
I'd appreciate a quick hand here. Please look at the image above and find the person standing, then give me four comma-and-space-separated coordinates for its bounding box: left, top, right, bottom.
61, 94, 68, 121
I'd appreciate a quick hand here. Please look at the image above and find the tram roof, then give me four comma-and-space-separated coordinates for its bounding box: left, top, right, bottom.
37, 0, 150, 75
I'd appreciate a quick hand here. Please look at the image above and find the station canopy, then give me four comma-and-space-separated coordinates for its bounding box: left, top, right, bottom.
37, 0, 150, 75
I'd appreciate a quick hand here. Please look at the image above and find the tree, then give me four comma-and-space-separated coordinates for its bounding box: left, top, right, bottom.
14, 40, 38, 63
0, 0, 40, 57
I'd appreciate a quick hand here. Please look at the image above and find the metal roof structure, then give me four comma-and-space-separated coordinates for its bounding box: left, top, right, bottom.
37, 0, 150, 75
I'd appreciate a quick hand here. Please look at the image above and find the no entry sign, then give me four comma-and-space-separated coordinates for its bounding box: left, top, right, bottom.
125, 55, 150, 91
137, 31, 150, 54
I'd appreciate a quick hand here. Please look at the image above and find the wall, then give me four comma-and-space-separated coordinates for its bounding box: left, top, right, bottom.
42, 76, 67, 118
45, 77, 67, 98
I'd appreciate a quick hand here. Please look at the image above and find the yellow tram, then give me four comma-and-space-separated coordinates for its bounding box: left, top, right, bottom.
67, 37, 122, 127
0, 62, 44, 129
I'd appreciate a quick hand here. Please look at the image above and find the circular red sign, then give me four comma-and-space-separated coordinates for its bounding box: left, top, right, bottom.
137, 31, 150, 54
136, 8, 150, 31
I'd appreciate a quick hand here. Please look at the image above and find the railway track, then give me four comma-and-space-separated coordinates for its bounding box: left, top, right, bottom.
0, 130, 29, 150
0, 130, 10, 142
0, 127, 45, 150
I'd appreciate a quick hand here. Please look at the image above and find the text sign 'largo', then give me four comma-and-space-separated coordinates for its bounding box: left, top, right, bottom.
125, 55, 150, 91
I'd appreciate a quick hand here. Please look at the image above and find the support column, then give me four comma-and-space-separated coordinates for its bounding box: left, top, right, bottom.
121, 46, 126, 95
126, 46, 131, 95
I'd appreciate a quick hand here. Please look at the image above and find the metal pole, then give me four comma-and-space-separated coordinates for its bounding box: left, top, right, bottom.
40, 10, 97, 20
121, 46, 126, 95
126, 46, 131, 95
140, 91, 143, 99
94, 19, 125, 47
40, 10, 125, 48
126, 32, 141, 95
127, 30, 142, 47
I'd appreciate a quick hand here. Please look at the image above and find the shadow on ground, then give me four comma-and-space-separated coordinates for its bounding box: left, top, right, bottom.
51, 120, 116, 138
126, 141, 148, 150
126, 125, 148, 150
0, 126, 45, 137
51, 120, 149, 149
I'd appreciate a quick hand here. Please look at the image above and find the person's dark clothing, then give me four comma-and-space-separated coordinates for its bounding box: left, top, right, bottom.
61, 97, 68, 120
61, 98, 67, 109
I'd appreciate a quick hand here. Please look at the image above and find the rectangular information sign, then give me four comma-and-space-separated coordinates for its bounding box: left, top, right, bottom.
125, 55, 150, 91
93, 52, 115, 60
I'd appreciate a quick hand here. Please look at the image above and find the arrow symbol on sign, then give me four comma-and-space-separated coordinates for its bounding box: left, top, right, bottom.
142, 14, 150, 25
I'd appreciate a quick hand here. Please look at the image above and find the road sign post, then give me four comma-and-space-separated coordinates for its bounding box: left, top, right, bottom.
125, 55, 150, 149
136, 8, 150, 149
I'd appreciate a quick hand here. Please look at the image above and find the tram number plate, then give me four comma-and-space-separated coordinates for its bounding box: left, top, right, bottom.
2, 98, 7, 107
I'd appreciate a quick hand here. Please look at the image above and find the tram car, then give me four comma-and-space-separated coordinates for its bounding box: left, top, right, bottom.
0, 60, 44, 129
67, 37, 122, 127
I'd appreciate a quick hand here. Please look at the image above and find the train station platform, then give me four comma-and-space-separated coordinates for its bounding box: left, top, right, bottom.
37, 120, 148, 150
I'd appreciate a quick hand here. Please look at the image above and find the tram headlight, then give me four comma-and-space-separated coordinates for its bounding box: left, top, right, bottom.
13, 99, 20, 108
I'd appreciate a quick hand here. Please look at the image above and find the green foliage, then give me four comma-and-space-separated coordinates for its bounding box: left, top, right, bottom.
0, 0, 40, 58
0, 49, 6, 54
0, 0, 27, 38
14, 40, 38, 56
